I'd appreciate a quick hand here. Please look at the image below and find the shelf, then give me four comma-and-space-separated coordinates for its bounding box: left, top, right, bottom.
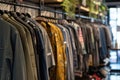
80, 6, 105, 17
80, 6, 98, 15
80, 6, 89, 12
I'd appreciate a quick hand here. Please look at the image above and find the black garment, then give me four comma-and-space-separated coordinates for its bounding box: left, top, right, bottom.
99, 27, 108, 63
27, 19, 47, 80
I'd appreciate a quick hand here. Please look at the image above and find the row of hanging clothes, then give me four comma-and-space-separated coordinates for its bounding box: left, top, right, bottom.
0, 7, 112, 80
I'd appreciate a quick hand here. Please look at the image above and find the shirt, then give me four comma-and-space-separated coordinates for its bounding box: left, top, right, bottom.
40, 21, 67, 80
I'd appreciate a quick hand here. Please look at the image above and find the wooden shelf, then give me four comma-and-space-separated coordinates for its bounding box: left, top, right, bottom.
80, 6, 89, 12
79, 6, 105, 17
24, 0, 63, 3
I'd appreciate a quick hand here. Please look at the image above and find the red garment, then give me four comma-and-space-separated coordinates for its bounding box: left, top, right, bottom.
92, 74, 101, 80
78, 27, 85, 49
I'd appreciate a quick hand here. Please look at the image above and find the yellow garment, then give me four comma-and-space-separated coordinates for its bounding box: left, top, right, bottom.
40, 21, 67, 80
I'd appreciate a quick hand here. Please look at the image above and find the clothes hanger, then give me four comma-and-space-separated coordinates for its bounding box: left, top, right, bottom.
25, 13, 31, 18
16, 12, 26, 20
9, 11, 15, 17
16, 12, 21, 17
20, 7, 29, 18
21, 12, 31, 18
4, 10, 9, 14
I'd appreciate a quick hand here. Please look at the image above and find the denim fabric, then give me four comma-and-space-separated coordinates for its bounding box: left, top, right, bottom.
102, 26, 112, 58
99, 27, 108, 62
0, 19, 27, 80
102, 26, 112, 49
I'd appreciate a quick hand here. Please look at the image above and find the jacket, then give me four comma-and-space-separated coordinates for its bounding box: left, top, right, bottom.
57, 24, 75, 80
11, 13, 38, 80
1, 14, 34, 80
0, 18, 27, 80
40, 22, 67, 80
27, 18, 55, 80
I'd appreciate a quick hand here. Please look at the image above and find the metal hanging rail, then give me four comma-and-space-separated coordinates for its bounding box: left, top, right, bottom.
0, 1, 40, 10
75, 14, 105, 24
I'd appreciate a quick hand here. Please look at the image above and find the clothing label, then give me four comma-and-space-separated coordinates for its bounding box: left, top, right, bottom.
27, 20, 30, 23
64, 41, 67, 44
47, 53, 52, 56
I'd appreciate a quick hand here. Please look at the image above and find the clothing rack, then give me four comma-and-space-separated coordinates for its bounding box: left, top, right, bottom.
76, 14, 91, 20
75, 14, 106, 24
0, 0, 105, 24
40, 16, 62, 20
